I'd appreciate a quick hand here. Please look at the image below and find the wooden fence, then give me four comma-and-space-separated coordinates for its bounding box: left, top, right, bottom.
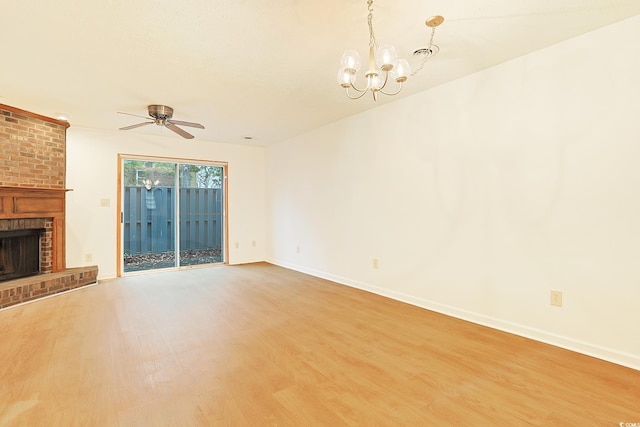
123, 186, 223, 255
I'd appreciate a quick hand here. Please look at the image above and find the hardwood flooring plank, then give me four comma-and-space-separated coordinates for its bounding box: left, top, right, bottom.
0, 262, 638, 426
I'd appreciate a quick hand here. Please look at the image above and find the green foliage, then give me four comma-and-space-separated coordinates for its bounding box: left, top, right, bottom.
124, 160, 223, 188
123, 160, 176, 186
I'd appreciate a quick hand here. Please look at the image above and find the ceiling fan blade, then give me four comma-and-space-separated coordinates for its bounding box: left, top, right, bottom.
165, 123, 194, 139
117, 111, 151, 120
119, 121, 153, 130
168, 119, 205, 129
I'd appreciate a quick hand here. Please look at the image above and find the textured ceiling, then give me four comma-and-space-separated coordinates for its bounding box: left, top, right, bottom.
2, 0, 639, 146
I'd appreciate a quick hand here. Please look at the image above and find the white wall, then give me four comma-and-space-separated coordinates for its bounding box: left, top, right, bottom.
66, 127, 266, 279
266, 15, 640, 369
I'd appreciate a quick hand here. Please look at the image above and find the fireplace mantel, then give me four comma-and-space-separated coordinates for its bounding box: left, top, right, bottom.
0, 186, 70, 272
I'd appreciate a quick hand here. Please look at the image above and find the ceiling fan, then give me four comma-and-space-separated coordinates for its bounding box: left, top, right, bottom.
118, 105, 204, 139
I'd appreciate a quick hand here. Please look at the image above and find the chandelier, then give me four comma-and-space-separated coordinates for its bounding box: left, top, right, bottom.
142, 179, 159, 190
337, 0, 444, 101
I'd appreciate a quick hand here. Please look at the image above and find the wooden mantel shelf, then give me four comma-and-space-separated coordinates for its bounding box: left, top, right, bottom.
0, 186, 71, 272
0, 187, 71, 217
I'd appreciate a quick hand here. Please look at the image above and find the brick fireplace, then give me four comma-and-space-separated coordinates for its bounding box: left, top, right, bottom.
0, 103, 98, 309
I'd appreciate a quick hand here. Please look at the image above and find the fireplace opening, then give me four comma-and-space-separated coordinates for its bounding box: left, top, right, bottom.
0, 228, 44, 283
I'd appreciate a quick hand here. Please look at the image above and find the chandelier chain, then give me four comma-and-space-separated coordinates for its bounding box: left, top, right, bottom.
428, 26, 436, 47
410, 26, 438, 77
367, 0, 378, 49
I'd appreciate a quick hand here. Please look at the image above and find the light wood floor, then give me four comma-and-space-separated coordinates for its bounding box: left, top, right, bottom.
1, 263, 638, 426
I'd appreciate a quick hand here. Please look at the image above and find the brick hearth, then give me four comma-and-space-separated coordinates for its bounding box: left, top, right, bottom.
0, 267, 98, 309
1, 103, 98, 309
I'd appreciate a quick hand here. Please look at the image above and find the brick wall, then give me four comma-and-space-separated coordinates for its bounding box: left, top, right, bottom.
0, 104, 68, 188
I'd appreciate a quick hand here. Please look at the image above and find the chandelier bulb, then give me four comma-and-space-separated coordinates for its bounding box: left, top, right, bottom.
340, 50, 361, 74
337, 69, 354, 88
393, 59, 410, 82
376, 44, 397, 71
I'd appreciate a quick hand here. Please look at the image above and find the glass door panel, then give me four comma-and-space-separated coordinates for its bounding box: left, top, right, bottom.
178, 164, 225, 267
123, 160, 177, 272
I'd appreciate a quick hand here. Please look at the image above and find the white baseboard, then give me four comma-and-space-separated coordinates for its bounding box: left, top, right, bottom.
268, 259, 640, 372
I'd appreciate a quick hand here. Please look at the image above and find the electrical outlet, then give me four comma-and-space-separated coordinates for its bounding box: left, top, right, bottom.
84, 253, 93, 262
550, 290, 563, 307
296, 245, 300, 254
235, 242, 239, 249
99, 198, 110, 207
252, 240, 256, 247
373, 258, 379, 269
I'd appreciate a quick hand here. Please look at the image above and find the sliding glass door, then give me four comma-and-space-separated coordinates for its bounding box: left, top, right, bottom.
121, 157, 225, 273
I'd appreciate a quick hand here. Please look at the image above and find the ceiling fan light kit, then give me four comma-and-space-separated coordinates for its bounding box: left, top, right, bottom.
118, 104, 205, 139
337, 0, 443, 101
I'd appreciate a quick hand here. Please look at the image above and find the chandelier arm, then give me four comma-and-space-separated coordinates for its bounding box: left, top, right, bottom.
376, 71, 390, 92
345, 87, 370, 100
378, 83, 403, 96
349, 78, 370, 94
377, 71, 403, 95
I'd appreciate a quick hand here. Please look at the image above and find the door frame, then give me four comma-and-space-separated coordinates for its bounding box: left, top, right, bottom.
116, 153, 229, 277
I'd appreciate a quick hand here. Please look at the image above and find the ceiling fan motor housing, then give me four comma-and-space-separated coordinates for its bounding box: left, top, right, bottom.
148, 104, 174, 120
